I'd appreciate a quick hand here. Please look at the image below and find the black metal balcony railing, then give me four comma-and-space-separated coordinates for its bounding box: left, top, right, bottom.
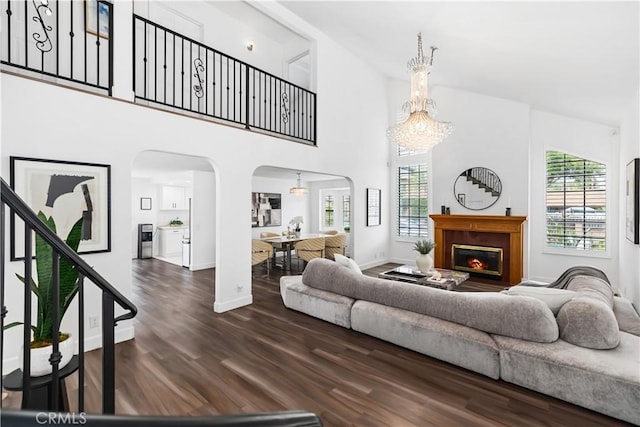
1, 0, 113, 95
133, 15, 317, 145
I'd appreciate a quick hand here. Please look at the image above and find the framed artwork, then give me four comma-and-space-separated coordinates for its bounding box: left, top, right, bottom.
251, 192, 282, 227
86, 0, 110, 39
626, 158, 639, 244
140, 197, 152, 210
10, 157, 111, 260
366, 188, 381, 227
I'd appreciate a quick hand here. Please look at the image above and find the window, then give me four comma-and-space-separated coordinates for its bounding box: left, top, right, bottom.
324, 195, 335, 227
398, 164, 429, 237
342, 195, 350, 228
546, 150, 606, 251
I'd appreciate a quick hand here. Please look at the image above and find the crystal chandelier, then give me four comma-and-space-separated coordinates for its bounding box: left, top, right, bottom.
386, 33, 453, 151
290, 172, 308, 196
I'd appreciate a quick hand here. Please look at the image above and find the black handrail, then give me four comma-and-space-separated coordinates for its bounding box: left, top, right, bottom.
0, 178, 137, 413
133, 14, 317, 145
1, 409, 323, 426
1, 0, 114, 96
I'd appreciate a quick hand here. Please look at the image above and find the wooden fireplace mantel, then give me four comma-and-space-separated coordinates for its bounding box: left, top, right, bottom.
429, 214, 527, 285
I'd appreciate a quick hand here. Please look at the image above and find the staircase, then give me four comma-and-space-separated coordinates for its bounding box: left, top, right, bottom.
461, 167, 502, 197
0, 179, 322, 426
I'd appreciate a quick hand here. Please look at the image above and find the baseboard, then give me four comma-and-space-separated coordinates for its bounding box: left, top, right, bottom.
84, 326, 136, 352
2, 326, 135, 375
190, 261, 215, 271
358, 259, 391, 270
213, 294, 253, 313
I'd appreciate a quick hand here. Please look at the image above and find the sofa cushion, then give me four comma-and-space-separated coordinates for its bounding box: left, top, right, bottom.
280, 276, 354, 328
565, 274, 614, 308
334, 254, 362, 274
351, 300, 500, 379
494, 332, 640, 425
302, 259, 559, 342
614, 296, 640, 336
556, 296, 620, 349
502, 286, 575, 315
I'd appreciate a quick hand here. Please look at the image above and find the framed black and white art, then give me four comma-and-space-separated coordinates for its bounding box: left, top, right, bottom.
10, 157, 111, 260
251, 192, 282, 227
626, 158, 639, 244
366, 188, 381, 227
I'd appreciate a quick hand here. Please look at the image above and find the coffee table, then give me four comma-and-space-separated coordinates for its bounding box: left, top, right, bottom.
378, 265, 469, 290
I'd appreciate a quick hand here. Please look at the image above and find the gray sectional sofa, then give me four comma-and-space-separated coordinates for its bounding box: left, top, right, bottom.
280, 258, 640, 424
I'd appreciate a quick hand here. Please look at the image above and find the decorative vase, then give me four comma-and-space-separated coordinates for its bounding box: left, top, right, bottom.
294, 230, 301, 238
416, 253, 433, 274
19, 334, 74, 376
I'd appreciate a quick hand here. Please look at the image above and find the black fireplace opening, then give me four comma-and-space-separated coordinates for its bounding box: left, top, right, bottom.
452, 244, 503, 278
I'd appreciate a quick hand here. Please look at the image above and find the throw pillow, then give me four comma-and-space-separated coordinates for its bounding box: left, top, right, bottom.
503, 286, 575, 315
334, 254, 362, 275
613, 296, 640, 336
556, 296, 620, 349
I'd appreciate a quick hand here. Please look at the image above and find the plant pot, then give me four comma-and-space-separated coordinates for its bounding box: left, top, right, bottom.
19, 334, 74, 377
416, 253, 433, 274
294, 231, 301, 238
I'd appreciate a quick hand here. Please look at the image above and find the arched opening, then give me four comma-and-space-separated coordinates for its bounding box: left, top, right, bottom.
251, 166, 353, 277
131, 150, 217, 296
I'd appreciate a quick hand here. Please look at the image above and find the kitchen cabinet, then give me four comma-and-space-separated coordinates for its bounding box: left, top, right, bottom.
158, 227, 186, 256
161, 186, 186, 210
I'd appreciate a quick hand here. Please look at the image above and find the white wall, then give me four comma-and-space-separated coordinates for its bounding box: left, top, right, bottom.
134, 1, 306, 79
191, 170, 216, 271
618, 89, 640, 309
529, 110, 620, 284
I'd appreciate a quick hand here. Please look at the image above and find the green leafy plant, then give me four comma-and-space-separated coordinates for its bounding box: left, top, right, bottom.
4, 212, 82, 348
170, 217, 183, 226
413, 239, 435, 255
344, 226, 351, 232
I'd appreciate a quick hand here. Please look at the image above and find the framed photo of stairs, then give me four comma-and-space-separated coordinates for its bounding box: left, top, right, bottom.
626, 158, 639, 244
10, 157, 111, 260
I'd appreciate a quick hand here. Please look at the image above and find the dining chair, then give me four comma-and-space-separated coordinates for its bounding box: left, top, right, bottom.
252, 239, 273, 277
260, 231, 284, 267
322, 229, 339, 235
324, 234, 347, 260
294, 237, 325, 272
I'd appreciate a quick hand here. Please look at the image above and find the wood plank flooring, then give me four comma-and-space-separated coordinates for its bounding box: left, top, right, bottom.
3, 259, 631, 426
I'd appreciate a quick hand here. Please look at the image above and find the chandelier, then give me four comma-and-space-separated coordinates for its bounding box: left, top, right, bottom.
386, 33, 453, 151
290, 172, 308, 196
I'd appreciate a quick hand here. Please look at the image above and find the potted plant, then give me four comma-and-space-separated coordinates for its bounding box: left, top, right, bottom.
289, 216, 303, 237
5, 212, 81, 376
344, 225, 350, 233
169, 217, 183, 226
413, 239, 435, 274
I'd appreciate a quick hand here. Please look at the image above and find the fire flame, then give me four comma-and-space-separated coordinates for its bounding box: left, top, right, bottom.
467, 258, 487, 270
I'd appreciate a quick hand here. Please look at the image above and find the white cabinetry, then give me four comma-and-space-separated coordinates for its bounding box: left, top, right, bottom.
159, 227, 185, 257
161, 186, 186, 210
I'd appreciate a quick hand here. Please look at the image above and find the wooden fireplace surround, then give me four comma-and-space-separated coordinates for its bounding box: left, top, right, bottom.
430, 214, 527, 285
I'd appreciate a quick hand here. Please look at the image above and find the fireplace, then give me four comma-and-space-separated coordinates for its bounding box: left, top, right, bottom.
452, 244, 503, 277
430, 214, 527, 285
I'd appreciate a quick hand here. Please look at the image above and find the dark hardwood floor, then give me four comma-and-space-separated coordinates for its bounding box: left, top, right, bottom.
3, 259, 629, 426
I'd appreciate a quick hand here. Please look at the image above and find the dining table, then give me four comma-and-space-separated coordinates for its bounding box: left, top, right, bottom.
260, 233, 327, 273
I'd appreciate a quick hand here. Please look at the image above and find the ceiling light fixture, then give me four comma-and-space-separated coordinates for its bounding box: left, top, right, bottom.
290, 172, 308, 196
386, 33, 453, 152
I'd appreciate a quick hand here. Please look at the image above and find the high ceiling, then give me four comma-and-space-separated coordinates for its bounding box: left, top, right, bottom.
279, 1, 639, 126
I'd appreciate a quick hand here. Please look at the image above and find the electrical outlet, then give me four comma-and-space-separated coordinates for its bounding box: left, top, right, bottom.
89, 316, 99, 329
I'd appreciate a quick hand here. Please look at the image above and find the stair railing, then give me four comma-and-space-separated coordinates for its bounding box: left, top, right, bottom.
0, 178, 137, 413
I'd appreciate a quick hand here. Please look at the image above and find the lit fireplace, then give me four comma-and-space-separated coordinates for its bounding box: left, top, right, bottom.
451, 244, 503, 277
